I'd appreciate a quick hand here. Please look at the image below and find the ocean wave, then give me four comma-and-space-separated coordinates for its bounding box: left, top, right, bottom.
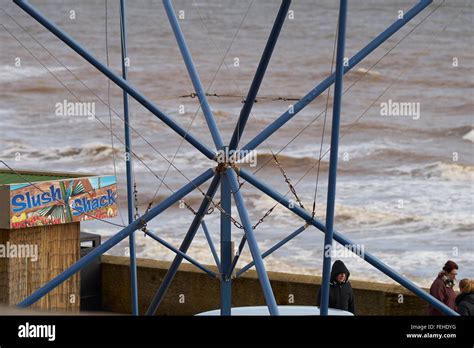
339, 212, 420, 226
452, 223, 474, 233
0, 141, 153, 164
406, 77, 474, 89
253, 152, 320, 167
252, 189, 473, 231
132, 193, 216, 212
7, 84, 64, 94
252, 193, 422, 227
370, 148, 439, 163
442, 126, 473, 137
250, 141, 472, 179
343, 122, 472, 139
330, 204, 422, 226
54, 143, 121, 159
252, 140, 395, 170
389, 161, 474, 181
0, 65, 66, 82
252, 142, 411, 172
348, 67, 386, 82
212, 109, 231, 118
285, 140, 404, 160
462, 129, 474, 143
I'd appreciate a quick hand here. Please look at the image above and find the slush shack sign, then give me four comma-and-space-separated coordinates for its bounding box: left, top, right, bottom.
0, 174, 118, 229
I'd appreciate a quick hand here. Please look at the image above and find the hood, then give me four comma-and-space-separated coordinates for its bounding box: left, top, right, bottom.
330, 260, 350, 283
456, 293, 474, 306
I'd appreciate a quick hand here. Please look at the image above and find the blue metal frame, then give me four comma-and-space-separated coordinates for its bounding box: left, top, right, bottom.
220, 169, 232, 315
163, 0, 224, 150
236, 224, 307, 277
144, 229, 218, 278
228, 0, 291, 151
229, 231, 247, 276
145, 172, 221, 315
201, 220, 220, 270
13, 0, 457, 317
320, 0, 348, 316
226, 169, 279, 315
119, 0, 138, 316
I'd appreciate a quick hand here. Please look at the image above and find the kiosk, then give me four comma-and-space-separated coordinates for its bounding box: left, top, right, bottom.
0, 169, 117, 311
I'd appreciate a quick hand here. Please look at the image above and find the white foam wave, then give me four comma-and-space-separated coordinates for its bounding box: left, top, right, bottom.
0, 142, 159, 165
252, 192, 424, 227
462, 129, 474, 143
391, 161, 474, 181
0, 65, 67, 82
281, 139, 406, 162
355, 67, 383, 78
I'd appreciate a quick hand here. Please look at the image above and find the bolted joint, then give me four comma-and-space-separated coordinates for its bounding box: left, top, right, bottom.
215, 162, 228, 173
220, 273, 229, 282
215, 146, 244, 170
221, 270, 235, 282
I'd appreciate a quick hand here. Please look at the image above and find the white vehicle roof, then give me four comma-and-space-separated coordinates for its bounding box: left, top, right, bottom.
196, 305, 354, 316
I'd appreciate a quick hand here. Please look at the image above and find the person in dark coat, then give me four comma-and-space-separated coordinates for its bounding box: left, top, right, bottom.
316, 260, 355, 314
456, 279, 474, 316
428, 260, 458, 315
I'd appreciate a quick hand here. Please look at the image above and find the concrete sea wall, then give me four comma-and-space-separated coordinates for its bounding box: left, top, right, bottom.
100, 255, 430, 315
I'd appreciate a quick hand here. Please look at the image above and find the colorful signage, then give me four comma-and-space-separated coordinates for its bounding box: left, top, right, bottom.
2, 175, 118, 229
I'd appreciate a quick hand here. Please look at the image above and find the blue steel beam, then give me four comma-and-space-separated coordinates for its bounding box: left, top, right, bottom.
220, 170, 232, 315
229, 233, 246, 275
163, 0, 224, 150
236, 224, 307, 277
320, 0, 347, 316
228, 0, 291, 151
146, 173, 221, 315
226, 169, 279, 315
14, 0, 216, 160
201, 220, 220, 270
238, 168, 459, 316
119, 0, 138, 316
144, 229, 218, 278
239, 0, 433, 156
18, 169, 215, 308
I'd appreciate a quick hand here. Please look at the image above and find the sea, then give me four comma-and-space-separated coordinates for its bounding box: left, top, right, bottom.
0, 0, 472, 288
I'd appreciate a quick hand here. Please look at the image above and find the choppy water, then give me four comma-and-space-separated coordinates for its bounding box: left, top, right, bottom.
0, 0, 473, 287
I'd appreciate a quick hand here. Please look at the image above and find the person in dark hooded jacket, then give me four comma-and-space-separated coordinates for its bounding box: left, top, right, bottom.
456, 279, 474, 316
316, 260, 355, 314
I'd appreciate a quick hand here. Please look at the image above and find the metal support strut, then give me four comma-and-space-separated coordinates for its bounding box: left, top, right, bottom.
119, 0, 139, 316
320, 0, 348, 316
